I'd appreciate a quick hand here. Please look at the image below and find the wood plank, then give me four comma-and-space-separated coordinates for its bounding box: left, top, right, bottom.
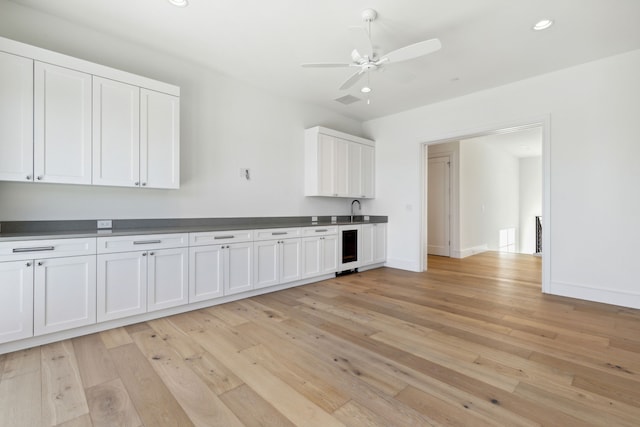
99, 327, 133, 349
72, 334, 119, 389
108, 343, 194, 427
55, 414, 93, 427
219, 384, 296, 427
131, 326, 244, 426
85, 378, 141, 427
332, 400, 391, 427
0, 365, 42, 426
41, 340, 89, 426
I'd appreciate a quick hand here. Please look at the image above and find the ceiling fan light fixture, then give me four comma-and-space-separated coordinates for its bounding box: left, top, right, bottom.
168, 0, 189, 7
533, 19, 553, 31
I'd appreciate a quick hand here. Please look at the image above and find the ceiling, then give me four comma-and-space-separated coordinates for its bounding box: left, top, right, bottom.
8, 0, 640, 121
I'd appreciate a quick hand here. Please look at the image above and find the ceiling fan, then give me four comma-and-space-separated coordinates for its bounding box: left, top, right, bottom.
301, 8, 442, 95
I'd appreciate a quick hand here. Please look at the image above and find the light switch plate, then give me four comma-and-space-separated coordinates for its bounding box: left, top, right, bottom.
97, 220, 112, 229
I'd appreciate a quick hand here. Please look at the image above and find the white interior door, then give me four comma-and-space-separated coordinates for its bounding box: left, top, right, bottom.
428, 156, 451, 256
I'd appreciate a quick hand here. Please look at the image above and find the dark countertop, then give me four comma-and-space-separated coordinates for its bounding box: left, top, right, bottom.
0, 216, 388, 242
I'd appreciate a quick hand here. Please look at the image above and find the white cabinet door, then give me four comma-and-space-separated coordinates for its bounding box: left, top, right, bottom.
189, 245, 224, 302
93, 77, 140, 187
280, 238, 301, 284
361, 145, 375, 198
34, 62, 92, 185
253, 240, 280, 289
147, 247, 188, 312
321, 234, 339, 275
360, 224, 375, 266
317, 134, 335, 196
360, 224, 387, 267
301, 237, 322, 279
97, 251, 147, 322
335, 137, 349, 197
33, 255, 96, 335
140, 89, 180, 189
0, 260, 34, 344
373, 224, 387, 263
0, 51, 33, 182
226, 242, 253, 296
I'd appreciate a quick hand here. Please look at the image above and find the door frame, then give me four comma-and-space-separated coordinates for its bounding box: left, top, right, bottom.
419, 116, 551, 293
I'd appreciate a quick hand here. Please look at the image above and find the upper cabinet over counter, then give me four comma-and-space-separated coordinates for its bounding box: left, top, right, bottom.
0, 36, 180, 190
304, 126, 375, 199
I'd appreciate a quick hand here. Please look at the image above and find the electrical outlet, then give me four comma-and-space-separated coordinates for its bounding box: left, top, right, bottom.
97, 220, 112, 229
311, 216, 318, 222
364, 215, 370, 221
331, 216, 337, 223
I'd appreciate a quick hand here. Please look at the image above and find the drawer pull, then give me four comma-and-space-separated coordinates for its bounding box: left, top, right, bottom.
271, 232, 288, 235
315, 229, 328, 232
133, 240, 162, 245
13, 246, 55, 253
214, 235, 235, 240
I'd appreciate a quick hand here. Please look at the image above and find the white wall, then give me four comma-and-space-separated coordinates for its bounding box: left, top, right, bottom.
519, 157, 542, 254
0, 1, 366, 221
364, 48, 640, 309
459, 139, 519, 254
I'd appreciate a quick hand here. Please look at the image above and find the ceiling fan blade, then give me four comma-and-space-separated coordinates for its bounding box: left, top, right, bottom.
301, 63, 351, 68
381, 38, 442, 64
349, 26, 373, 58
339, 69, 365, 90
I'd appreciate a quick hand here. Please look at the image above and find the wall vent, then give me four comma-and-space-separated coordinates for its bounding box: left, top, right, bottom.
334, 94, 361, 105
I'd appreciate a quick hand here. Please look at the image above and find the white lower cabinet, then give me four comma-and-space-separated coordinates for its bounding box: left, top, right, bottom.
34, 255, 97, 336
360, 223, 387, 267
97, 251, 147, 322
147, 247, 188, 312
97, 234, 188, 321
0, 260, 34, 344
254, 238, 302, 289
301, 226, 338, 278
189, 230, 254, 299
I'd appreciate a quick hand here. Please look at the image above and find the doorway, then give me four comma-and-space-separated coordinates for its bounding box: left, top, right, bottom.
421, 118, 550, 292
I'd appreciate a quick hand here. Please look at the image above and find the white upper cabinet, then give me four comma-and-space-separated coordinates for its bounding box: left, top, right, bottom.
0, 35, 180, 189
141, 89, 180, 189
0, 51, 33, 182
305, 126, 375, 198
34, 62, 92, 185
93, 77, 140, 187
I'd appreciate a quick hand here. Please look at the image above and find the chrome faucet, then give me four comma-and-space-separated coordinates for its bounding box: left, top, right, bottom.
350, 199, 361, 223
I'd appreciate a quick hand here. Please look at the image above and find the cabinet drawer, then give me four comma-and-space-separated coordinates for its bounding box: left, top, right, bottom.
189, 230, 253, 246
0, 238, 96, 262
301, 226, 338, 237
97, 233, 188, 254
253, 228, 301, 241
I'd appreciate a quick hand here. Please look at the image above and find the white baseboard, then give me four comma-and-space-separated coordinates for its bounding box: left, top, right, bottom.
385, 258, 421, 272
452, 244, 489, 259
548, 280, 640, 309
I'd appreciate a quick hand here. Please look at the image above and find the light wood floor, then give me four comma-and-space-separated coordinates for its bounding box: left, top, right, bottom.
2, 252, 640, 426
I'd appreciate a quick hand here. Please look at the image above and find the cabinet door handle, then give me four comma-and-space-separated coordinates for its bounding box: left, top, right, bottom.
315, 229, 328, 232
141, 182, 147, 186
142, 253, 147, 256
13, 246, 55, 253
36, 175, 43, 180
149, 252, 155, 256
271, 232, 288, 236
134, 181, 140, 186
37, 261, 43, 266
214, 235, 235, 240
26, 175, 32, 180
26, 262, 32, 267
133, 240, 162, 245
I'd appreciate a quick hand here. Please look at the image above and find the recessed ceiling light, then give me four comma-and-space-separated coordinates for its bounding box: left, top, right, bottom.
168, 0, 188, 7
533, 19, 553, 31
361, 86, 372, 93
